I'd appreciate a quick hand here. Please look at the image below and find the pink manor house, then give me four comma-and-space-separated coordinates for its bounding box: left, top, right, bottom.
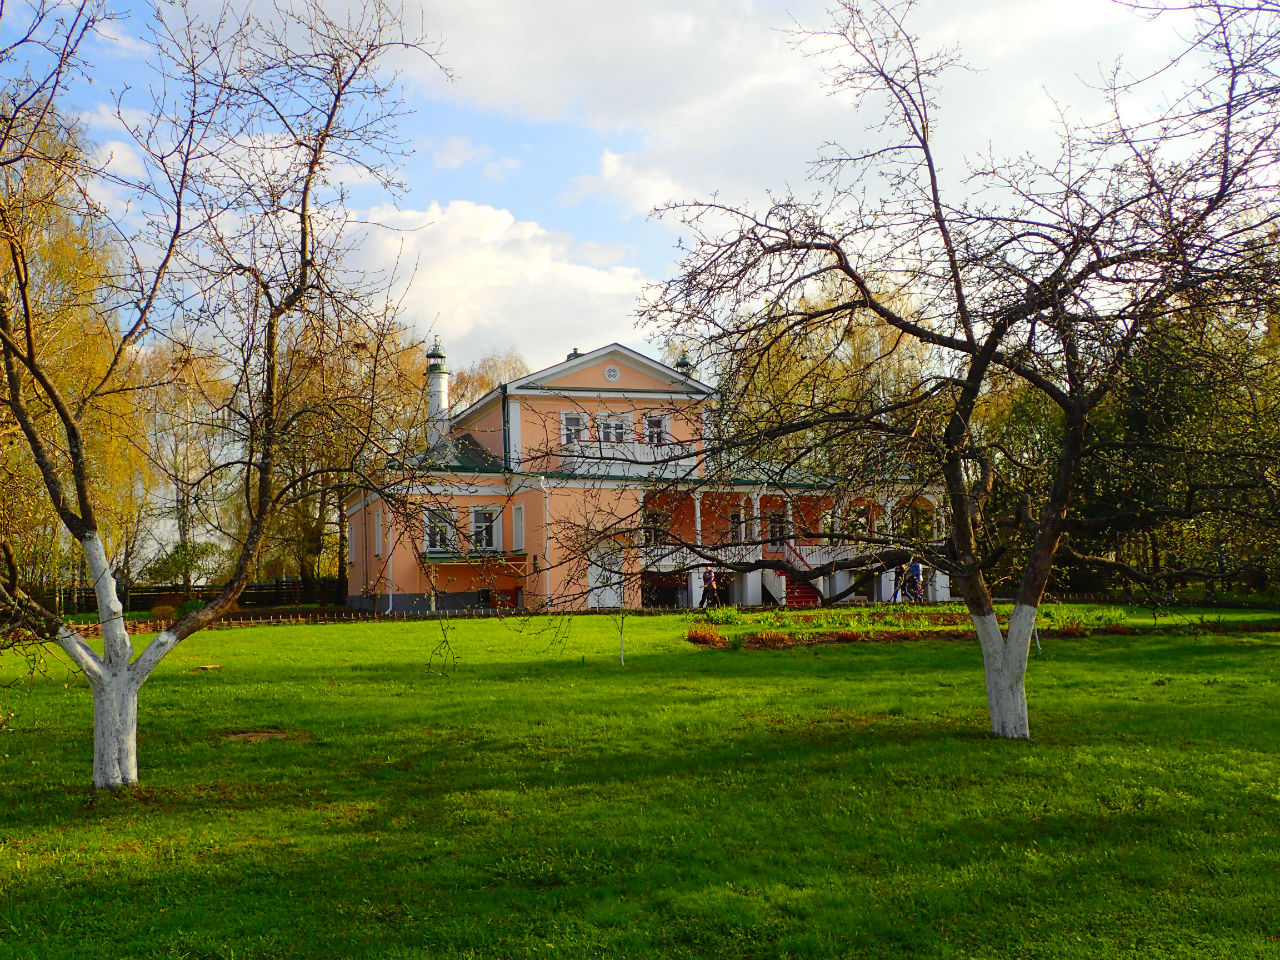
345, 342, 951, 612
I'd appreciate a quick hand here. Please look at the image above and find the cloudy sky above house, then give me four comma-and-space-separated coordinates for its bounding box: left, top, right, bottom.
74, 0, 1193, 370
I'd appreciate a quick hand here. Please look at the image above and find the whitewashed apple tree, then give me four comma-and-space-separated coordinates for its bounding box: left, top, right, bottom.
0, 0, 444, 787
645, 0, 1280, 737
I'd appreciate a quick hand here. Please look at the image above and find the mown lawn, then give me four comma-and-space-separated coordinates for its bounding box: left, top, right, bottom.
1, 608, 1278, 959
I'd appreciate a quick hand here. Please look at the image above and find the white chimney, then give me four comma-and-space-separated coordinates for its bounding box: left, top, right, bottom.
426, 337, 449, 449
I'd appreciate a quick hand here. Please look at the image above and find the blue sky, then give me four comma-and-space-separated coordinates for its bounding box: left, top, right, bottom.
17, 0, 1193, 370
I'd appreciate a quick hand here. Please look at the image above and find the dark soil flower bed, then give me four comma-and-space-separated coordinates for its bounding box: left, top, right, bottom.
790, 610, 973, 627
739, 629, 974, 649
687, 626, 1116, 649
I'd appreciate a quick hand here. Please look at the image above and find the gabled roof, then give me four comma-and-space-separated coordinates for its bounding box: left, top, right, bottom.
507, 343, 716, 395
451, 343, 715, 426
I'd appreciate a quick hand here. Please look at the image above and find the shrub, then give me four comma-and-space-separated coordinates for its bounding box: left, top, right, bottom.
704, 607, 745, 626
150, 604, 177, 622
686, 625, 725, 647
745, 631, 792, 649
178, 598, 204, 617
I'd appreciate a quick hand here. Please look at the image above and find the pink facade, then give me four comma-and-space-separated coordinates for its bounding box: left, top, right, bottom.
345, 343, 950, 611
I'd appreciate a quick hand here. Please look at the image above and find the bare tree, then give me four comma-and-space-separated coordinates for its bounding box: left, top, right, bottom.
644, 0, 1280, 737
0, 0, 445, 787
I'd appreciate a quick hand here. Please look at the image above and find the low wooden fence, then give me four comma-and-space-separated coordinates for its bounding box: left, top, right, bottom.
58, 579, 346, 614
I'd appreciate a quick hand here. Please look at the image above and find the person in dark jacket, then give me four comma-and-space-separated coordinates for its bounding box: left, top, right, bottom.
700, 567, 719, 607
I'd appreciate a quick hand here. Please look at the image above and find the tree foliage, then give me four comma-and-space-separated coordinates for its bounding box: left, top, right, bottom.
450, 348, 531, 411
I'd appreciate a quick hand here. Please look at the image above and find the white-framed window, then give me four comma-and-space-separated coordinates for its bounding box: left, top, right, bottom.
561, 411, 588, 444
470, 506, 502, 552
373, 509, 382, 556
644, 413, 668, 444
423, 507, 455, 552
767, 512, 790, 547
597, 413, 631, 444
347, 520, 357, 564
512, 505, 525, 552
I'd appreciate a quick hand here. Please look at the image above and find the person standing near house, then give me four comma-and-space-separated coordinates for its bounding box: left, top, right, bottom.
700, 567, 719, 607
891, 561, 906, 602
905, 558, 924, 603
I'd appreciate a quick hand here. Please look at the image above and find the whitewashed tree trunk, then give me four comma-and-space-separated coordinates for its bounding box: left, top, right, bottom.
972, 603, 1037, 739
52, 533, 154, 789
91, 672, 139, 788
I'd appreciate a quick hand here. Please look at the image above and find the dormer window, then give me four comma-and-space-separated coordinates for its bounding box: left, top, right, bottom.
562, 412, 588, 444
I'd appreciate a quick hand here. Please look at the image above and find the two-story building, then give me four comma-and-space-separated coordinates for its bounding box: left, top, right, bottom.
345, 341, 950, 611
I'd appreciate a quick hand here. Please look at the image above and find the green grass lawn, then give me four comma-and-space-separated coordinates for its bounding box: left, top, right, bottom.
1, 609, 1278, 959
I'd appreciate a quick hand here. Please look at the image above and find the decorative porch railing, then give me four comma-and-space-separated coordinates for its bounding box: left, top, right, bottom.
559, 440, 700, 479
640, 542, 758, 572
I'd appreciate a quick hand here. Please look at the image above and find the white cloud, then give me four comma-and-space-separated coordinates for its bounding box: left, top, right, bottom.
407, 1, 827, 128
403, 0, 834, 213
433, 135, 490, 169
94, 139, 145, 178
402, 0, 1190, 219
355, 201, 650, 369
62, 0, 1209, 370
93, 21, 150, 56
79, 101, 152, 137
481, 157, 521, 181
568, 149, 684, 218
429, 135, 521, 181
571, 240, 635, 268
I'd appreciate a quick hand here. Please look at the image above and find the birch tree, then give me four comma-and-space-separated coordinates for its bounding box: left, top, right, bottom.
645, 0, 1280, 737
0, 0, 444, 787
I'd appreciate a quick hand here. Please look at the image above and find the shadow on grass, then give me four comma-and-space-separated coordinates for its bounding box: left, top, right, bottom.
4, 624, 1278, 958
4, 723, 1277, 960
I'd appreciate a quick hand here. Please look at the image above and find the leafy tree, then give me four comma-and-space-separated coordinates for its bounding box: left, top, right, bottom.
138, 342, 233, 595
450, 347, 530, 411
0, 113, 151, 609
1054, 307, 1280, 594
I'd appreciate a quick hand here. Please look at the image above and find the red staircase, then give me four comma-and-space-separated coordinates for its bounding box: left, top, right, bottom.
785, 576, 821, 608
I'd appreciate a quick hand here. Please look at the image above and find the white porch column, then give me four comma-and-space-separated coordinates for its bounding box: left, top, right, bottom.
930, 570, 951, 601
691, 492, 705, 608
878, 496, 894, 601
751, 492, 763, 558
832, 569, 852, 601
879, 570, 896, 602
785, 498, 794, 549
744, 490, 763, 605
